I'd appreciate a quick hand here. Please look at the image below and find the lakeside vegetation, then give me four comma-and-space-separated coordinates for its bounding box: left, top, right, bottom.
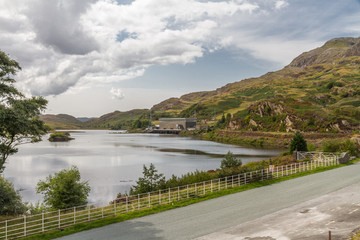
48, 132, 74, 142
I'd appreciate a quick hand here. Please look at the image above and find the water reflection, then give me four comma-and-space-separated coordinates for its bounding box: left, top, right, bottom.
3, 130, 282, 205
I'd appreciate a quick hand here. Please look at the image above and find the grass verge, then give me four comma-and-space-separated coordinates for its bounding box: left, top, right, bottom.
21, 161, 355, 240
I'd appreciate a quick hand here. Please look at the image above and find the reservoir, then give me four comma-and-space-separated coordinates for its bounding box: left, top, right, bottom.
3, 130, 282, 205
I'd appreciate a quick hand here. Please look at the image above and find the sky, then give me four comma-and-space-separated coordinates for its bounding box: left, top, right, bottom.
1, 0, 360, 117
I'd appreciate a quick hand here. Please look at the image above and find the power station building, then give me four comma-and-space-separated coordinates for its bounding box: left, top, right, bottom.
159, 118, 196, 131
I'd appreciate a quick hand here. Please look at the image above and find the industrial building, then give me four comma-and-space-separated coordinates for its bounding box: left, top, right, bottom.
159, 118, 196, 130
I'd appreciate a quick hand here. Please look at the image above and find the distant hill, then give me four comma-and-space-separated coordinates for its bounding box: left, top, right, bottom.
41, 37, 360, 132
83, 109, 149, 129
76, 117, 94, 122
40, 114, 83, 129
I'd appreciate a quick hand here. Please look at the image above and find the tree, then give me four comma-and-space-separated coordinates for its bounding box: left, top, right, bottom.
221, 151, 242, 169
289, 131, 308, 154
0, 51, 48, 173
0, 176, 27, 215
36, 166, 90, 210
130, 163, 165, 195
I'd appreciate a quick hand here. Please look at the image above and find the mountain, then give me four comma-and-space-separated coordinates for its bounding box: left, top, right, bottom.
151, 37, 360, 132
41, 37, 360, 133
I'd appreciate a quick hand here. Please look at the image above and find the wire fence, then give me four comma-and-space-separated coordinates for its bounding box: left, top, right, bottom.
0, 153, 339, 240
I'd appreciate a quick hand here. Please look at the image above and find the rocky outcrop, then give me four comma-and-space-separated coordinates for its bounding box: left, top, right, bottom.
249, 100, 285, 117
288, 37, 360, 68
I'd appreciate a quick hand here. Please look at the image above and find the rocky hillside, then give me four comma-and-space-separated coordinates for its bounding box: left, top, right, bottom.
151, 37, 360, 132
41, 37, 360, 132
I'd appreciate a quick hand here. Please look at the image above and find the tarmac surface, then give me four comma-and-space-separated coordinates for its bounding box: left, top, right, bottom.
57, 163, 360, 240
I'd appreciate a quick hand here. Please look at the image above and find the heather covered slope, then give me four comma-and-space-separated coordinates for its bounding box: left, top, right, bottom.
151, 37, 360, 132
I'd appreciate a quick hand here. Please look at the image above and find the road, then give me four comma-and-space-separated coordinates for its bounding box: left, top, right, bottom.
57, 164, 360, 240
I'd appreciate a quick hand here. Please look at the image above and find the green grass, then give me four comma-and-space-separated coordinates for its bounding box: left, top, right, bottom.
19, 161, 355, 240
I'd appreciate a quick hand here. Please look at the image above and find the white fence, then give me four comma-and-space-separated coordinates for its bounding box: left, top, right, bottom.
0, 154, 339, 240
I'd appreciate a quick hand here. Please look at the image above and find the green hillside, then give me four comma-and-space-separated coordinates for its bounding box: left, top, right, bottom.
40, 114, 83, 129
151, 37, 360, 133
82, 109, 149, 129
41, 37, 360, 133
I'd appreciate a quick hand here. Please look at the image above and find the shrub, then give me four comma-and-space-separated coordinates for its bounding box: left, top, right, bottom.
36, 166, 90, 210
322, 139, 358, 156
220, 151, 242, 169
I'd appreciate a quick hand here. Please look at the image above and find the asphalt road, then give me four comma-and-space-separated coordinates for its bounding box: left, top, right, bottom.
57, 164, 360, 240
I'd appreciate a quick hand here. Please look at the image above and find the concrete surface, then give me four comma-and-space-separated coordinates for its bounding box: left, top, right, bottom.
56, 164, 360, 240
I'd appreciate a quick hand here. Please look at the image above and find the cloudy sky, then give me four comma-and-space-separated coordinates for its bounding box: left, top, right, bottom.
1, 0, 360, 117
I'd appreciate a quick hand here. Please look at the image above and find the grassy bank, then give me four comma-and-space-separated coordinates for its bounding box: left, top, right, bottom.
20, 161, 354, 240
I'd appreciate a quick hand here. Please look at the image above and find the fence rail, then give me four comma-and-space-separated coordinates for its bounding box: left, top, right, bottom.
0, 153, 339, 240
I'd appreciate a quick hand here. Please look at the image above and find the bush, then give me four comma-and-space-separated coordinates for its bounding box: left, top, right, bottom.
220, 151, 242, 169
0, 176, 27, 215
321, 139, 358, 156
36, 166, 90, 210
48, 132, 73, 142
130, 163, 165, 195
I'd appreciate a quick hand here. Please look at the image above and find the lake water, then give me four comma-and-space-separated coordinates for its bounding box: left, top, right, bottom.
3, 130, 282, 205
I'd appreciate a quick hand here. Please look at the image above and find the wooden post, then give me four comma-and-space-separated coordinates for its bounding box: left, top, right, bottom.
159, 190, 161, 204
114, 200, 117, 216
24, 215, 26, 237
74, 207, 76, 224
42, 212, 44, 232
148, 192, 151, 208
126, 196, 129, 212
329, 231, 331, 240
58, 209, 61, 229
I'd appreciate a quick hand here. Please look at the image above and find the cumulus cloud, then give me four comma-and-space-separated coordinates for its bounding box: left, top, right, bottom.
275, 0, 289, 9
1, 0, 357, 98
110, 87, 125, 100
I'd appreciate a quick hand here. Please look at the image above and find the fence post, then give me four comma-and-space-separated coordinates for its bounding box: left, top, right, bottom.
148, 192, 151, 208
225, 177, 228, 189
195, 183, 197, 195
159, 190, 162, 204
211, 180, 213, 192
114, 200, 117, 216
102, 207, 104, 218
237, 174, 240, 186
203, 181, 205, 194
187, 185, 189, 198
232, 175, 234, 188
178, 186, 180, 201
42, 212, 44, 232
74, 207, 76, 224
5, 220, 7, 240
24, 215, 26, 237
126, 196, 129, 212
168, 188, 171, 203
138, 194, 140, 210
244, 173, 246, 185
218, 178, 220, 191
58, 209, 61, 229
88, 207, 90, 221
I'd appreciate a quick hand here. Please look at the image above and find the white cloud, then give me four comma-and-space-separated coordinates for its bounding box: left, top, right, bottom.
1, 0, 358, 102
275, 0, 288, 10
1, 0, 260, 97
110, 87, 125, 100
